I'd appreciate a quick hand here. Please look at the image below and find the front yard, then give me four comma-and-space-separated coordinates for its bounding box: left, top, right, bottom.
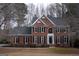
0, 47, 79, 56
49, 47, 79, 54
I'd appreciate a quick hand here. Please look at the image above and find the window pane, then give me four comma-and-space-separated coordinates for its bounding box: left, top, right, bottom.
33, 27, 34, 32
16, 37, 19, 43
44, 27, 45, 32
48, 28, 52, 33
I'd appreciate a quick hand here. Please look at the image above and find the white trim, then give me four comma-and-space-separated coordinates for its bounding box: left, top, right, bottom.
34, 36, 37, 44
41, 36, 44, 44
15, 37, 16, 44
25, 36, 28, 44
47, 34, 54, 44
31, 15, 56, 26
32, 18, 39, 26
45, 16, 56, 26
32, 18, 47, 26
40, 19, 47, 26
57, 36, 60, 44
25, 36, 26, 44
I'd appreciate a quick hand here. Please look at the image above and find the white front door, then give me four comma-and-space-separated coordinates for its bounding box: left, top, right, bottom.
47, 34, 54, 44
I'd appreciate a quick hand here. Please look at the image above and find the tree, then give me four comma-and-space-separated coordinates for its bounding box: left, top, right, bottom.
0, 3, 27, 29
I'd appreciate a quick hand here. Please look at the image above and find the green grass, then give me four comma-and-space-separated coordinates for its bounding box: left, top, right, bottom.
49, 47, 79, 54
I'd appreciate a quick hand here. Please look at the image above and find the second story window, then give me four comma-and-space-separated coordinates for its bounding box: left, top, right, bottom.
65, 27, 69, 32
35, 28, 38, 32
48, 28, 52, 33
41, 27, 45, 32
33, 27, 45, 33
55, 27, 60, 33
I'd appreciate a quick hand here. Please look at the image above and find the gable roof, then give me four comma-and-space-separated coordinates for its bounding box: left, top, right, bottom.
31, 15, 68, 27
47, 15, 68, 26
41, 15, 56, 26
31, 15, 38, 25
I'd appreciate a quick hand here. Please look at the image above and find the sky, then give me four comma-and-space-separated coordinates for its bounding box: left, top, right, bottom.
0, 0, 78, 3
25, 0, 52, 8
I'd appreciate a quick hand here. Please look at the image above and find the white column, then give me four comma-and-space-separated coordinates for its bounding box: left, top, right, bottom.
52, 34, 54, 44
47, 35, 49, 44
15, 37, 16, 44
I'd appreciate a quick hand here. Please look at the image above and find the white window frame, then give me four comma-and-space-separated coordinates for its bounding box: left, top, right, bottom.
41, 36, 44, 44
64, 35, 68, 44
41, 27, 44, 33
15, 37, 17, 44
32, 36, 34, 44
57, 36, 60, 44
57, 28, 59, 33
34, 36, 37, 44
25, 36, 28, 44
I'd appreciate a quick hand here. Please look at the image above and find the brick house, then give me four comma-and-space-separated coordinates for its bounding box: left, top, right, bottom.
9, 15, 70, 47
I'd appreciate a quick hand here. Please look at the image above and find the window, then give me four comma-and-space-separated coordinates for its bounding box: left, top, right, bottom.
64, 35, 69, 44
32, 27, 34, 32
41, 36, 44, 44
15, 36, 19, 44
34, 36, 37, 44
32, 36, 34, 44
55, 36, 57, 44
60, 28, 65, 32
41, 27, 45, 33
57, 36, 60, 44
34, 27, 45, 33
44, 36, 46, 44
41, 27, 44, 32
48, 28, 52, 33
35, 28, 38, 32
25, 36, 28, 44
39, 36, 41, 44
44, 27, 45, 32
41, 16, 45, 19
55, 27, 60, 33
60, 36, 64, 44
37, 36, 41, 44
60, 27, 69, 32
39, 27, 41, 32
65, 27, 69, 32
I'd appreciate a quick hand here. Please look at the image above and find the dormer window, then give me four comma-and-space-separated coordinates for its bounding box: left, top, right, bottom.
42, 16, 45, 19
41, 15, 45, 20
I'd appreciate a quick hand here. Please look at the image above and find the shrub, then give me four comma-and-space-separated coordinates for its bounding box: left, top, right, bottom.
74, 39, 79, 48
0, 37, 9, 44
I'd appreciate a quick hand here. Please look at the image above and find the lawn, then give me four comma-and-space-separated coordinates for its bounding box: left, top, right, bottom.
0, 47, 79, 55
49, 47, 79, 54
